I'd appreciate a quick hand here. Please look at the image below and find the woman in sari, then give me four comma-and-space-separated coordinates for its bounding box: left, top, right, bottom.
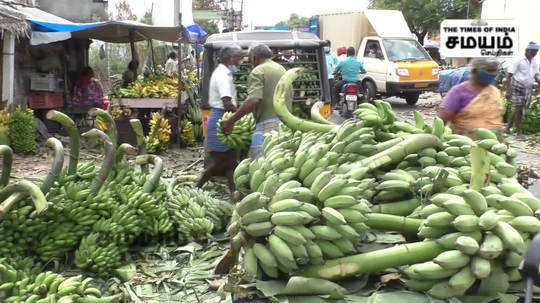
73, 67, 105, 108
438, 58, 504, 140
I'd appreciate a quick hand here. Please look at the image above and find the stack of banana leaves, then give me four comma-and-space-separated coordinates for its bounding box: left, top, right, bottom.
226, 67, 540, 302
0, 109, 232, 302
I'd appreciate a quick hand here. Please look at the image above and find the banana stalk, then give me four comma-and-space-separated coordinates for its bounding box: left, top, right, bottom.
136, 154, 163, 193
365, 213, 423, 235
129, 119, 145, 154
115, 143, 137, 165
274, 68, 337, 133
82, 129, 115, 194
310, 101, 332, 125
358, 134, 441, 171
46, 110, 79, 175
0, 145, 13, 187
0, 180, 48, 219
91, 108, 118, 148
40, 138, 64, 194
298, 241, 445, 280
470, 146, 490, 190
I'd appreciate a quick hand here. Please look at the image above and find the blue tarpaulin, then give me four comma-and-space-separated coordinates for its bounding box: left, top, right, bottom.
29, 20, 103, 33
27, 19, 205, 44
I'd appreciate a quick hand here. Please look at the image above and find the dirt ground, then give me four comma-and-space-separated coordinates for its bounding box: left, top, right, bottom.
10, 93, 540, 197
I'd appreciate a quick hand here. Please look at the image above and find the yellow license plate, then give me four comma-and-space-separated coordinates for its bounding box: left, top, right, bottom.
415, 83, 429, 88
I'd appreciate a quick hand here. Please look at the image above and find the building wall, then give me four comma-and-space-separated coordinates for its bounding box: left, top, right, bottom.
482, 0, 540, 56
37, 0, 108, 22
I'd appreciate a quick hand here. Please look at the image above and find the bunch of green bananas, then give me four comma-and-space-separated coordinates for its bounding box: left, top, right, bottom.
0, 257, 120, 302
186, 99, 203, 142
169, 197, 214, 243
74, 233, 124, 276
170, 186, 233, 232
217, 112, 255, 150
181, 119, 195, 147
8, 106, 37, 154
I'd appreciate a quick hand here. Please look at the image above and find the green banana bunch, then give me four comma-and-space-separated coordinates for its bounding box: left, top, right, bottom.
0, 257, 120, 302
181, 119, 196, 147
217, 112, 255, 149
8, 106, 37, 154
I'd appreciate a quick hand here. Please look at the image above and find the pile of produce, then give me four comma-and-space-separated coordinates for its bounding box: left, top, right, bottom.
226, 67, 540, 301
0, 257, 121, 303
144, 112, 171, 153
111, 74, 178, 99
8, 106, 37, 154
181, 119, 196, 147
217, 112, 255, 150
0, 109, 233, 301
109, 104, 132, 120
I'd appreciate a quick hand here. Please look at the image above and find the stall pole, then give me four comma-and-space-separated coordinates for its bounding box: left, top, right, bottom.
176, 14, 186, 147
129, 30, 138, 78
148, 40, 157, 72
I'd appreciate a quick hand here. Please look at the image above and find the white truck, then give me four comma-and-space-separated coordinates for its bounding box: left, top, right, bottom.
317, 10, 440, 105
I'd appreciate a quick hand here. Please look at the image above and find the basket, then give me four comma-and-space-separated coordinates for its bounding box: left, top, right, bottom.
28, 92, 63, 109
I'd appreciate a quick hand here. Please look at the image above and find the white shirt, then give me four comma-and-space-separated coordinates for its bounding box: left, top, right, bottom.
510, 56, 539, 88
164, 58, 178, 75
208, 64, 237, 109
338, 54, 347, 62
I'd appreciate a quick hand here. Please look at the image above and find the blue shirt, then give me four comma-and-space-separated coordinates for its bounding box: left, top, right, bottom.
335, 56, 366, 82
325, 51, 338, 80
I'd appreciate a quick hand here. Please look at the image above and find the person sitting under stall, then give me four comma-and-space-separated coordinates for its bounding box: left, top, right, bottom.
72, 67, 105, 109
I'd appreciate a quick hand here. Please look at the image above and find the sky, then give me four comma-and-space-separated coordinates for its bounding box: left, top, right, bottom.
109, 0, 370, 27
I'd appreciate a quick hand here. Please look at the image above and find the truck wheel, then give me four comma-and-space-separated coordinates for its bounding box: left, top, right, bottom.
363, 81, 376, 104
405, 93, 420, 105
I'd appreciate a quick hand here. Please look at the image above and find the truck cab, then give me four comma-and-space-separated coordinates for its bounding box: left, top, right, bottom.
359, 36, 439, 105
317, 10, 440, 105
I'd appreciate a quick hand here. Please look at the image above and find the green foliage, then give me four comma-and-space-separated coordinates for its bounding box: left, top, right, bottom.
369, 0, 479, 42
8, 107, 37, 154
276, 13, 310, 29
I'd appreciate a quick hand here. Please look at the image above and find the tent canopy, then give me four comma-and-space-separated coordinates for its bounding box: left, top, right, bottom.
29, 20, 182, 43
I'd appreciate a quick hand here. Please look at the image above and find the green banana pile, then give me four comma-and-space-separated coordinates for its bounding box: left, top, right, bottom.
0, 110, 231, 280
217, 112, 255, 149
167, 183, 233, 243
0, 257, 120, 303
226, 66, 540, 300
186, 97, 203, 142
8, 106, 37, 154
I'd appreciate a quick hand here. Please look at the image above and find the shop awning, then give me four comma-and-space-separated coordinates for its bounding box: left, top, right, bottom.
0, 4, 29, 38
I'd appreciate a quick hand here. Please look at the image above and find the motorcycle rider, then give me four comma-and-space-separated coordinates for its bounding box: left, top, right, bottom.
333, 46, 366, 102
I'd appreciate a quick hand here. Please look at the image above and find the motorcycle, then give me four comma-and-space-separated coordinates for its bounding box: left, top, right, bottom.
338, 82, 363, 118
333, 72, 364, 118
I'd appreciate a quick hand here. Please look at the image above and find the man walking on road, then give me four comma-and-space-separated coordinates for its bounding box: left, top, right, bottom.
197, 44, 243, 195
506, 41, 540, 135
325, 40, 339, 106
221, 44, 287, 160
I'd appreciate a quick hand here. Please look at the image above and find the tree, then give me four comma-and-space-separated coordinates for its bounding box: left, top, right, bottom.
369, 0, 479, 43
113, 0, 137, 21
276, 13, 309, 29
193, 0, 221, 10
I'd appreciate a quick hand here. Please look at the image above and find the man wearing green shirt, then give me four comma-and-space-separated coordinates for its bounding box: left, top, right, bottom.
221, 44, 287, 159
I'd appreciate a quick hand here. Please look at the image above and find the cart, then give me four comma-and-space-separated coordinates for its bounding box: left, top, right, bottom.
200, 30, 331, 125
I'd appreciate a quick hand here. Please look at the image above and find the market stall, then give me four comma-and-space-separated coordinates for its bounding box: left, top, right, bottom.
25, 18, 204, 145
